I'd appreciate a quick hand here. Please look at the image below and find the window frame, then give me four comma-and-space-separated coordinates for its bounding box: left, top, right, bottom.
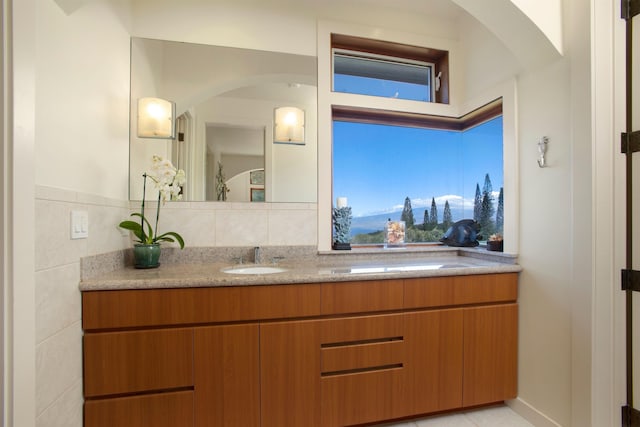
330, 33, 449, 104
332, 48, 437, 102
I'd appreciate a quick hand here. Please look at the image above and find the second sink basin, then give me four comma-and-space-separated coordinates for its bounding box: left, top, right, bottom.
222, 265, 288, 275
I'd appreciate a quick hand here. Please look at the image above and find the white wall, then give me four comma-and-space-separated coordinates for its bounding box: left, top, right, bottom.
35, 0, 131, 200
32, 1, 133, 427
516, 59, 574, 426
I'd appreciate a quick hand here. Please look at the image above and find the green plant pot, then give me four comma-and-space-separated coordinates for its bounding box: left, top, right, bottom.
133, 243, 161, 268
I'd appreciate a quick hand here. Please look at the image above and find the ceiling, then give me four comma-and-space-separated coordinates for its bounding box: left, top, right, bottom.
344, 0, 464, 19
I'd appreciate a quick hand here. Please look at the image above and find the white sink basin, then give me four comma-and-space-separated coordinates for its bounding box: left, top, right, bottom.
222, 265, 288, 275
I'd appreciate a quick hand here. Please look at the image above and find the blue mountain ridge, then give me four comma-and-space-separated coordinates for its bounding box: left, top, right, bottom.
350, 206, 471, 235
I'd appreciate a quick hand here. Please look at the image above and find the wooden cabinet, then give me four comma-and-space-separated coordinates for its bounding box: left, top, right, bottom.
194, 324, 260, 427
463, 303, 519, 407
260, 319, 322, 427
82, 273, 518, 427
404, 309, 464, 416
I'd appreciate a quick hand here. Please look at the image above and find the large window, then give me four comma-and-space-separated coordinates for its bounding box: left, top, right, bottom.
332, 104, 503, 245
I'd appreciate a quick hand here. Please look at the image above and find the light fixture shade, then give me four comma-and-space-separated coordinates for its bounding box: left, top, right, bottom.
137, 97, 176, 139
274, 106, 305, 144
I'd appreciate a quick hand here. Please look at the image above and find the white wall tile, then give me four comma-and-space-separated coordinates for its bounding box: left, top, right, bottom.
35, 200, 88, 270
87, 204, 131, 255
215, 210, 269, 246
36, 321, 82, 416
159, 207, 217, 247
35, 263, 81, 344
36, 380, 83, 427
268, 209, 317, 245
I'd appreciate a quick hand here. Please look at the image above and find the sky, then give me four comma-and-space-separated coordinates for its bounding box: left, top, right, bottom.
333, 116, 503, 218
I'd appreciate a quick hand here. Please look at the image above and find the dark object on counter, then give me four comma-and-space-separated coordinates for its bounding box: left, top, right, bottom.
487, 240, 504, 252
440, 219, 481, 247
333, 242, 352, 250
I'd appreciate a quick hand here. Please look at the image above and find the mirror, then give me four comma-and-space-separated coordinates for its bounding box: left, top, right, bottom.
129, 37, 318, 202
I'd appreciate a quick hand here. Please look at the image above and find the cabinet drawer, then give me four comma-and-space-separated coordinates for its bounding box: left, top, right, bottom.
404, 273, 518, 309
84, 391, 193, 427
83, 284, 321, 330
320, 313, 404, 344
84, 328, 193, 397
321, 279, 403, 314
321, 368, 406, 426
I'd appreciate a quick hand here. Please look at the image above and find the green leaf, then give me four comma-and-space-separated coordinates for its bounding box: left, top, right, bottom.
118, 220, 145, 242
156, 231, 185, 249
129, 212, 154, 243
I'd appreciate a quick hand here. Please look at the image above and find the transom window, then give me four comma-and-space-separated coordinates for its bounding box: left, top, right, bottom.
333, 49, 436, 102
331, 33, 449, 104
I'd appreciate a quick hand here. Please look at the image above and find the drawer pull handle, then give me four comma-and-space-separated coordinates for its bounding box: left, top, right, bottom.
321, 363, 403, 377
321, 336, 403, 348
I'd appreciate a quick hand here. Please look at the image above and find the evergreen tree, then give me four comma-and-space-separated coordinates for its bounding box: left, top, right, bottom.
473, 183, 482, 222
422, 209, 429, 231
428, 197, 438, 229
495, 187, 504, 233
482, 173, 493, 196
443, 200, 453, 230
479, 174, 495, 236
400, 197, 415, 228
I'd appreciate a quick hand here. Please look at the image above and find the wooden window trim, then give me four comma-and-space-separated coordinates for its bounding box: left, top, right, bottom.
332, 98, 503, 132
331, 33, 450, 104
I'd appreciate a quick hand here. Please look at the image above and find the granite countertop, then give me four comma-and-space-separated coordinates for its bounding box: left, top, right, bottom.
79, 247, 522, 291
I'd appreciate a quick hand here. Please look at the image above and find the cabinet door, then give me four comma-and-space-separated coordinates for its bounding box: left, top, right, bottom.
260, 320, 322, 427
463, 303, 518, 406
194, 324, 260, 427
404, 309, 464, 415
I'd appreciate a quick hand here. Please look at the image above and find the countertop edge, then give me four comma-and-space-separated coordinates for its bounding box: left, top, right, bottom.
79, 261, 522, 292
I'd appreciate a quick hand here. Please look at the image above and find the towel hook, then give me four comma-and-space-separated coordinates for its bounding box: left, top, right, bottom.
537, 136, 549, 168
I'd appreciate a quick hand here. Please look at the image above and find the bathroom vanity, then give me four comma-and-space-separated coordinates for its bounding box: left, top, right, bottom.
80, 253, 520, 427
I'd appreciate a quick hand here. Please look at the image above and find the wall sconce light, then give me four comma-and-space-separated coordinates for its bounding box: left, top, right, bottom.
274, 106, 305, 144
137, 97, 175, 139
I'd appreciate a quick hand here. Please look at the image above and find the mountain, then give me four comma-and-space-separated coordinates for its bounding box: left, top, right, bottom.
350, 206, 472, 235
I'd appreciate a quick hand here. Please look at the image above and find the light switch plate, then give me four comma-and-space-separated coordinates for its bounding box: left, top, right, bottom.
71, 210, 88, 239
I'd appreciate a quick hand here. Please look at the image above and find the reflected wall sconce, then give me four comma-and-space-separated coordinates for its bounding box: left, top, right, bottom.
274, 106, 305, 144
137, 97, 176, 139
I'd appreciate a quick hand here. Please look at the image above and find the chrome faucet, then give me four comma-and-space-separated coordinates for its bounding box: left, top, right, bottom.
254, 246, 261, 264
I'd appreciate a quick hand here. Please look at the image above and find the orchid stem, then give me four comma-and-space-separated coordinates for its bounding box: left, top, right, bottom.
155, 191, 161, 242
141, 173, 147, 242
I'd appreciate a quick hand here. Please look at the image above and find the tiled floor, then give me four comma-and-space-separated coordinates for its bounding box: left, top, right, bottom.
372, 405, 534, 427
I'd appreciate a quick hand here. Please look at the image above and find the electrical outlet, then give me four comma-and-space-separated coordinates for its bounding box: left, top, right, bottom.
71, 210, 89, 239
